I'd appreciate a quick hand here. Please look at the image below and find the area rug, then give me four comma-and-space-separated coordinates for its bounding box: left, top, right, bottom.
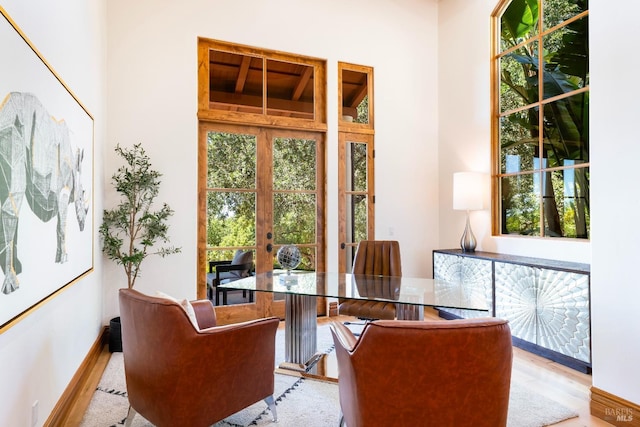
80, 325, 579, 427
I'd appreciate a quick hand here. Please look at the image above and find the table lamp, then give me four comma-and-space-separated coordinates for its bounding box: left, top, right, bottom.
453, 172, 484, 252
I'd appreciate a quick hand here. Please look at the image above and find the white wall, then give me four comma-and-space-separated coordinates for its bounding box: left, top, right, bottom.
0, 1, 106, 426
104, 0, 441, 319
437, 0, 495, 255
589, 0, 640, 405
439, 0, 640, 406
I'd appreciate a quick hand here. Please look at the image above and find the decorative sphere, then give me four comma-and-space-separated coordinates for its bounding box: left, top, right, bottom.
277, 245, 302, 270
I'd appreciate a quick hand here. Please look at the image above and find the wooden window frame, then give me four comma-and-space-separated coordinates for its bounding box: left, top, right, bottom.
338, 62, 375, 273
490, 0, 590, 239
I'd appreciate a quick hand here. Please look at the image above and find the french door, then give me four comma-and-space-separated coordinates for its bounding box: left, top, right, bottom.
338, 132, 374, 273
198, 122, 325, 323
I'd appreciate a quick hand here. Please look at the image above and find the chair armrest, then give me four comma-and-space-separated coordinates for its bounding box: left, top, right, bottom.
215, 262, 251, 273
215, 262, 253, 284
209, 260, 231, 273
198, 317, 279, 364
187, 317, 279, 418
191, 299, 217, 329
200, 316, 278, 334
330, 321, 359, 352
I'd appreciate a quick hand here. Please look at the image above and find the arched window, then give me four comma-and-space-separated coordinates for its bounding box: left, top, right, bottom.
492, 0, 589, 239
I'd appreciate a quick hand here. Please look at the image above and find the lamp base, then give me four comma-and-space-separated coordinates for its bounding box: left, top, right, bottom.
460, 211, 477, 252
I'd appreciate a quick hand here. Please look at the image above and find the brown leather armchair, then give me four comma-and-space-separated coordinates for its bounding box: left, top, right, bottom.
118, 289, 279, 427
338, 240, 402, 320
330, 318, 513, 427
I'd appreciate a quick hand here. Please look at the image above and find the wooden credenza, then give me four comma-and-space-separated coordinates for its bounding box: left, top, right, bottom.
433, 249, 591, 373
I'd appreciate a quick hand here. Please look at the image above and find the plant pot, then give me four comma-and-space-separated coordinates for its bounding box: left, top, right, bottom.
109, 316, 122, 352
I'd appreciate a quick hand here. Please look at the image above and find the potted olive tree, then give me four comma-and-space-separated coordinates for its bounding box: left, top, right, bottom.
100, 143, 181, 351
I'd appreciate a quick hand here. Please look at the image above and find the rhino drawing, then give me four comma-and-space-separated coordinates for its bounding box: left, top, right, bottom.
0, 92, 89, 294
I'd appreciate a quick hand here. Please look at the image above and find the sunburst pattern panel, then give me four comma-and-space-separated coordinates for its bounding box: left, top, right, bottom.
495, 263, 590, 362
536, 269, 590, 362
495, 263, 538, 343
434, 253, 492, 318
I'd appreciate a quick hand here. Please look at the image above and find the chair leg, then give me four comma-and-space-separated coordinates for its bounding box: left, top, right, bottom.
215, 287, 227, 306
339, 412, 346, 427
124, 406, 137, 427
264, 395, 278, 422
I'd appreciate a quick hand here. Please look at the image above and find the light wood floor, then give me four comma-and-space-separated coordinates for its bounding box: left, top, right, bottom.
68, 314, 612, 427
511, 345, 610, 426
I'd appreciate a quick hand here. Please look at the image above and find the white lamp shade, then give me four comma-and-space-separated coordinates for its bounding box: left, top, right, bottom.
453, 172, 486, 211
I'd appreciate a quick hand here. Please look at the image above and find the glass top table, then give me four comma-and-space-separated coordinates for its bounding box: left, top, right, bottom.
220, 272, 489, 374
220, 271, 489, 312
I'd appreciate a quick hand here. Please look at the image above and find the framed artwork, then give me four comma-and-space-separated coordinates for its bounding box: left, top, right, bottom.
0, 7, 94, 330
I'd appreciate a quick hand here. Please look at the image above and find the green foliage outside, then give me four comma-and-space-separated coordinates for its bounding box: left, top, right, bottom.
206, 132, 319, 271
499, 0, 589, 238
355, 95, 369, 124
348, 142, 369, 243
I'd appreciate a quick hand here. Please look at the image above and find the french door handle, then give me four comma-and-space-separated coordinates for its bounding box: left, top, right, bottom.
266, 243, 273, 253
340, 242, 346, 249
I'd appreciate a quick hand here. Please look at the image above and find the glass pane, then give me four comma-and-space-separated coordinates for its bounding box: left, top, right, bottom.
544, 168, 589, 238
542, 93, 589, 167
209, 50, 263, 114
501, 174, 540, 236
266, 59, 314, 119
273, 193, 316, 245
500, 107, 540, 173
500, 0, 540, 52
342, 69, 369, 124
356, 96, 369, 124
542, 16, 589, 96
543, 0, 588, 31
207, 132, 256, 189
500, 41, 539, 113
347, 194, 368, 244
273, 138, 316, 191
206, 192, 256, 246
347, 141, 367, 192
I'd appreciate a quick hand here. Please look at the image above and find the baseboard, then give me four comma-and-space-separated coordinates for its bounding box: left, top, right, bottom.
44, 326, 109, 427
591, 386, 639, 426
511, 336, 592, 374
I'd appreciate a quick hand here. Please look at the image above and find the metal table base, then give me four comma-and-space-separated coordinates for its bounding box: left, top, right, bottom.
279, 293, 324, 372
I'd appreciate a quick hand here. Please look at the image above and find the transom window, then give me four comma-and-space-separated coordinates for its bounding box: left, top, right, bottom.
492, 0, 589, 239
197, 38, 327, 130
